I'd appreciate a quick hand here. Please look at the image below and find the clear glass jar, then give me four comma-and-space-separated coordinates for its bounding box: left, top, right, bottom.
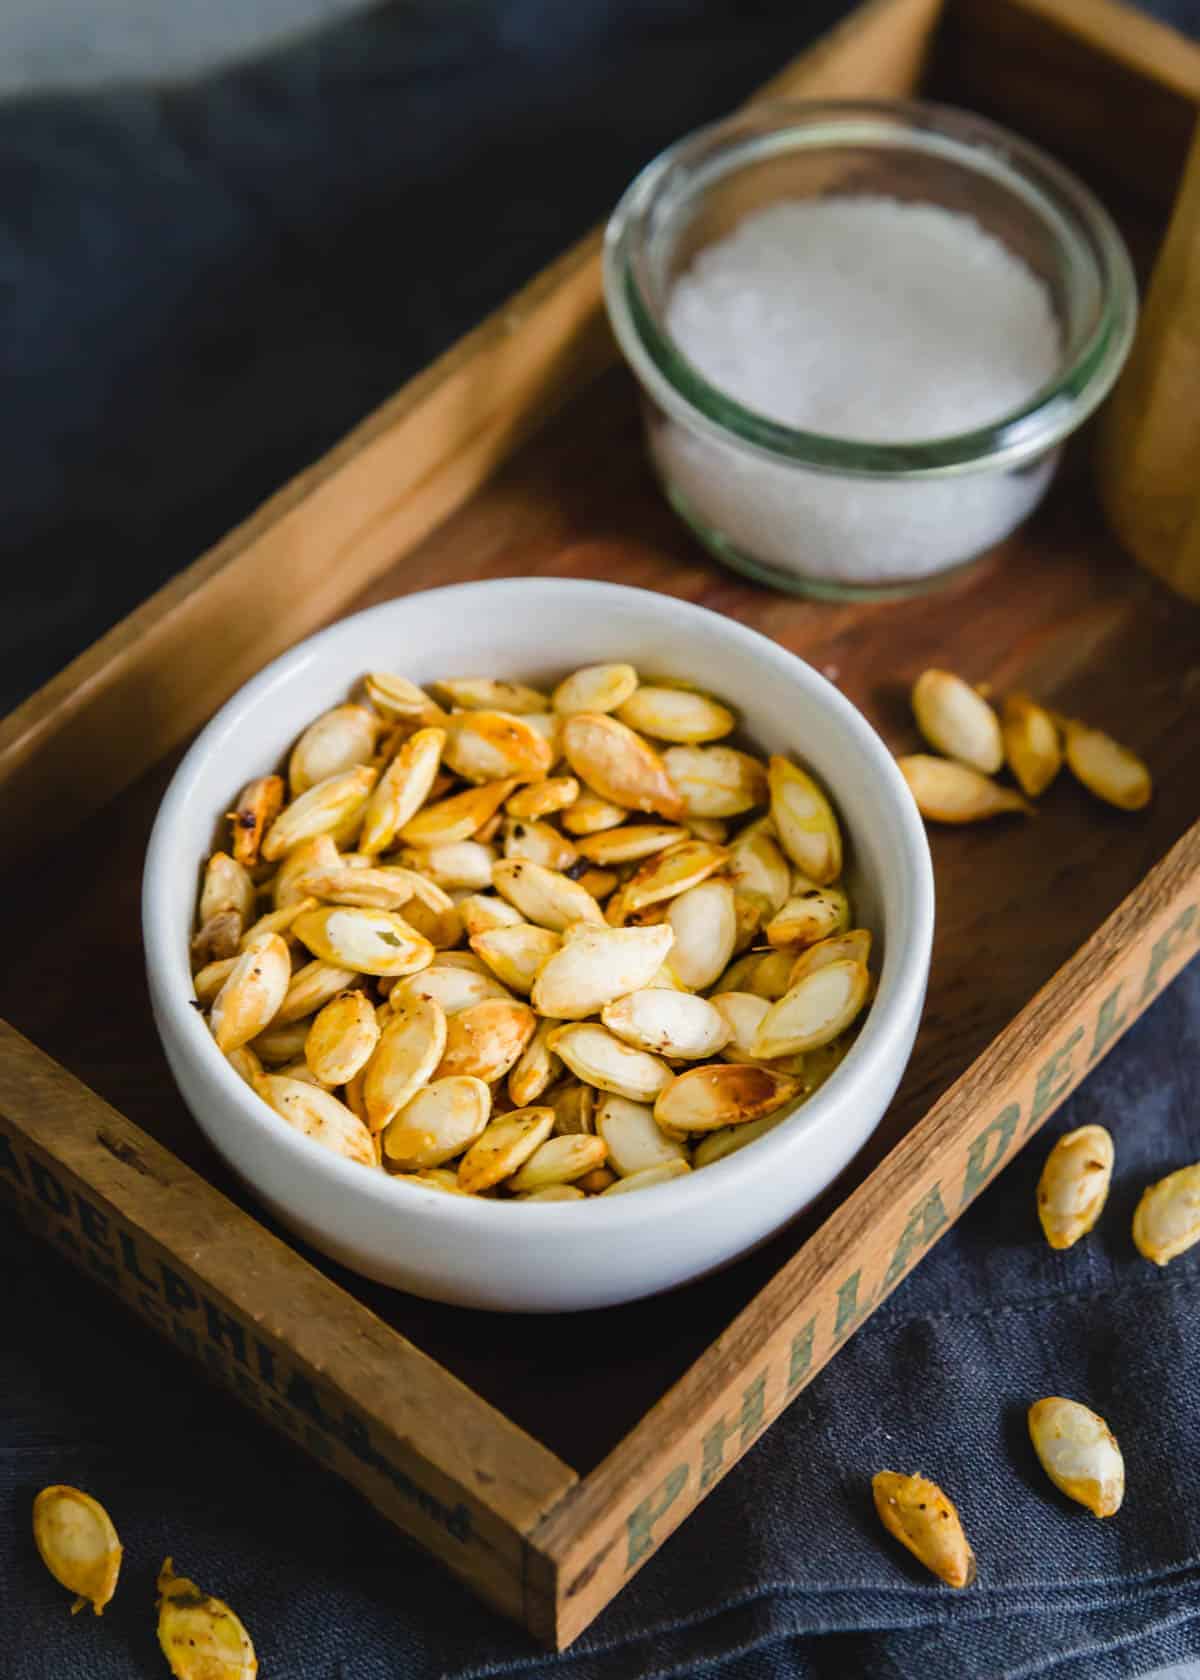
604, 100, 1138, 600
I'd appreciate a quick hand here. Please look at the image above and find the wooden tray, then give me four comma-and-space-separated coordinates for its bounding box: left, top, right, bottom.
3, 0, 1200, 1649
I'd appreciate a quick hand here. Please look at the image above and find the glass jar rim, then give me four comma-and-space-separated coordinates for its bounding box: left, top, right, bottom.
603, 97, 1138, 480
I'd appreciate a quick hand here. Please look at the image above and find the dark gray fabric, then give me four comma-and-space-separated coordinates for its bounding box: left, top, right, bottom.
3, 3, 1200, 1676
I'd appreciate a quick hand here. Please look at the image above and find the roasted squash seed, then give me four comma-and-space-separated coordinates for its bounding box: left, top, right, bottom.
194, 662, 873, 1201
899, 755, 1032, 822
912, 669, 1003, 775
1002, 692, 1062, 797
156, 1558, 257, 1680
1037, 1125, 1114, 1250
600, 1159, 690, 1193
1028, 1397, 1124, 1517
33, 1485, 122, 1615
1132, 1161, 1200, 1265
1063, 722, 1152, 810
871, 1471, 976, 1588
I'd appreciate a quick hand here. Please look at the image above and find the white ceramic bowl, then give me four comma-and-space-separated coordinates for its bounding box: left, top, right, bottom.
143, 579, 933, 1312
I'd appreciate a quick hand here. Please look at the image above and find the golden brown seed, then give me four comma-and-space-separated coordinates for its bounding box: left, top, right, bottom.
561, 791, 630, 835
505, 777, 581, 820
390, 963, 513, 1016
912, 669, 1004, 774
383, 1075, 490, 1168
552, 662, 639, 716
767, 756, 842, 883
288, 703, 379, 794
257, 1074, 377, 1166
237, 896, 319, 950
295, 863, 423, 911
275, 960, 360, 1024
305, 990, 380, 1087
1063, 722, 1152, 810
292, 904, 434, 977
595, 1093, 690, 1176
156, 1558, 257, 1680
364, 671, 436, 719
898, 755, 1033, 822
665, 878, 738, 991
727, 828, 791, 918
550, 1079, 595, 1135
745, 949, 795, 1001
457, 1107, 555, 1193
492, 857, 606, 930
399, 778, 517, 847
693, 1110, 789, 1167
261, 765, 378, 861
1002, 692, 1063, 798
710, 991, 771, 1061
435, 676, 549, 714
458, 893, 525, 937
548, 1022, 674, 1103
250, 1018, 313, 1065
654, 1063, 799, 1132
361, 996, 448, 1130
1028, 1398, 1124, 1517
507, 1134, 608, 1191
765, 886, 850, 949
532, 923, 675, 1020
617, 839, 731, 918
1132, 1161, 1200, 1265
788, 928, 872, 988
443, 710, 554, 783
198, 850, 256, 933
209, 932, 291, 1052
752, 959, 870, 1059
617, 685, 734, 743
601, 989, 730, 1059
518, 1184, 586, 1202
435, 998, 538, 1083
661, 746, 768, 819
230, 774, 284, 867
470, 923, 562, 994
578, 867, 620, 900
399, 840, 497, 891
577, 1166, 617, 1194
190, 908, 243, 967
225, 1044, 263, 1088
871, 1472, 976, 1588
1036, 1125, 1114, 1250
508, 1017, 561, 1108
273, 834, 340, 909
358, 726, 446, 855
33, 1485, 122, 1615
502, 817, 579, 871
576, 823, 688, 865
561, 713, 684, 820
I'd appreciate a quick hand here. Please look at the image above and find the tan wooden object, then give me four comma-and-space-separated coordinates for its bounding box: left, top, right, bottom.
2, 0, 1199, 1649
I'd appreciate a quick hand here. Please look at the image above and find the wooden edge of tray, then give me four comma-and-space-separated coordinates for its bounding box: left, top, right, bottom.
0, 1019, 574, 1637
0, 0, 942, 871
993, 0, 1200, 99
530, 821, 1200, 1647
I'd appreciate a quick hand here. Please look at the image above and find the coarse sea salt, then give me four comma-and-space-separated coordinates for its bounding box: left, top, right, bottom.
656, 196, 1063, 588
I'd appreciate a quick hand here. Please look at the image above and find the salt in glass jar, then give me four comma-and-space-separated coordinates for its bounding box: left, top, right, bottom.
604, 100, 1137, 600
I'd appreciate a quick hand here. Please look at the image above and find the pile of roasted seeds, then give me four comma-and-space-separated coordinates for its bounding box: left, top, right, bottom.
191, 664, 874, 1199
897, 668, 1152, 821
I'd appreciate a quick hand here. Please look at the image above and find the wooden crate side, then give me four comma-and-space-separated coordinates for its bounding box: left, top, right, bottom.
933, 0, 1200, 206
0, 0, 941, 875
0, 1022, 573, 1638
537, 822, 1200, 1647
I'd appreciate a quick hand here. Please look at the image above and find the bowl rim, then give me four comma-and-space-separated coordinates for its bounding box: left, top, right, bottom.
603, 96, 1138, 480
143, 577, 934, 1233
